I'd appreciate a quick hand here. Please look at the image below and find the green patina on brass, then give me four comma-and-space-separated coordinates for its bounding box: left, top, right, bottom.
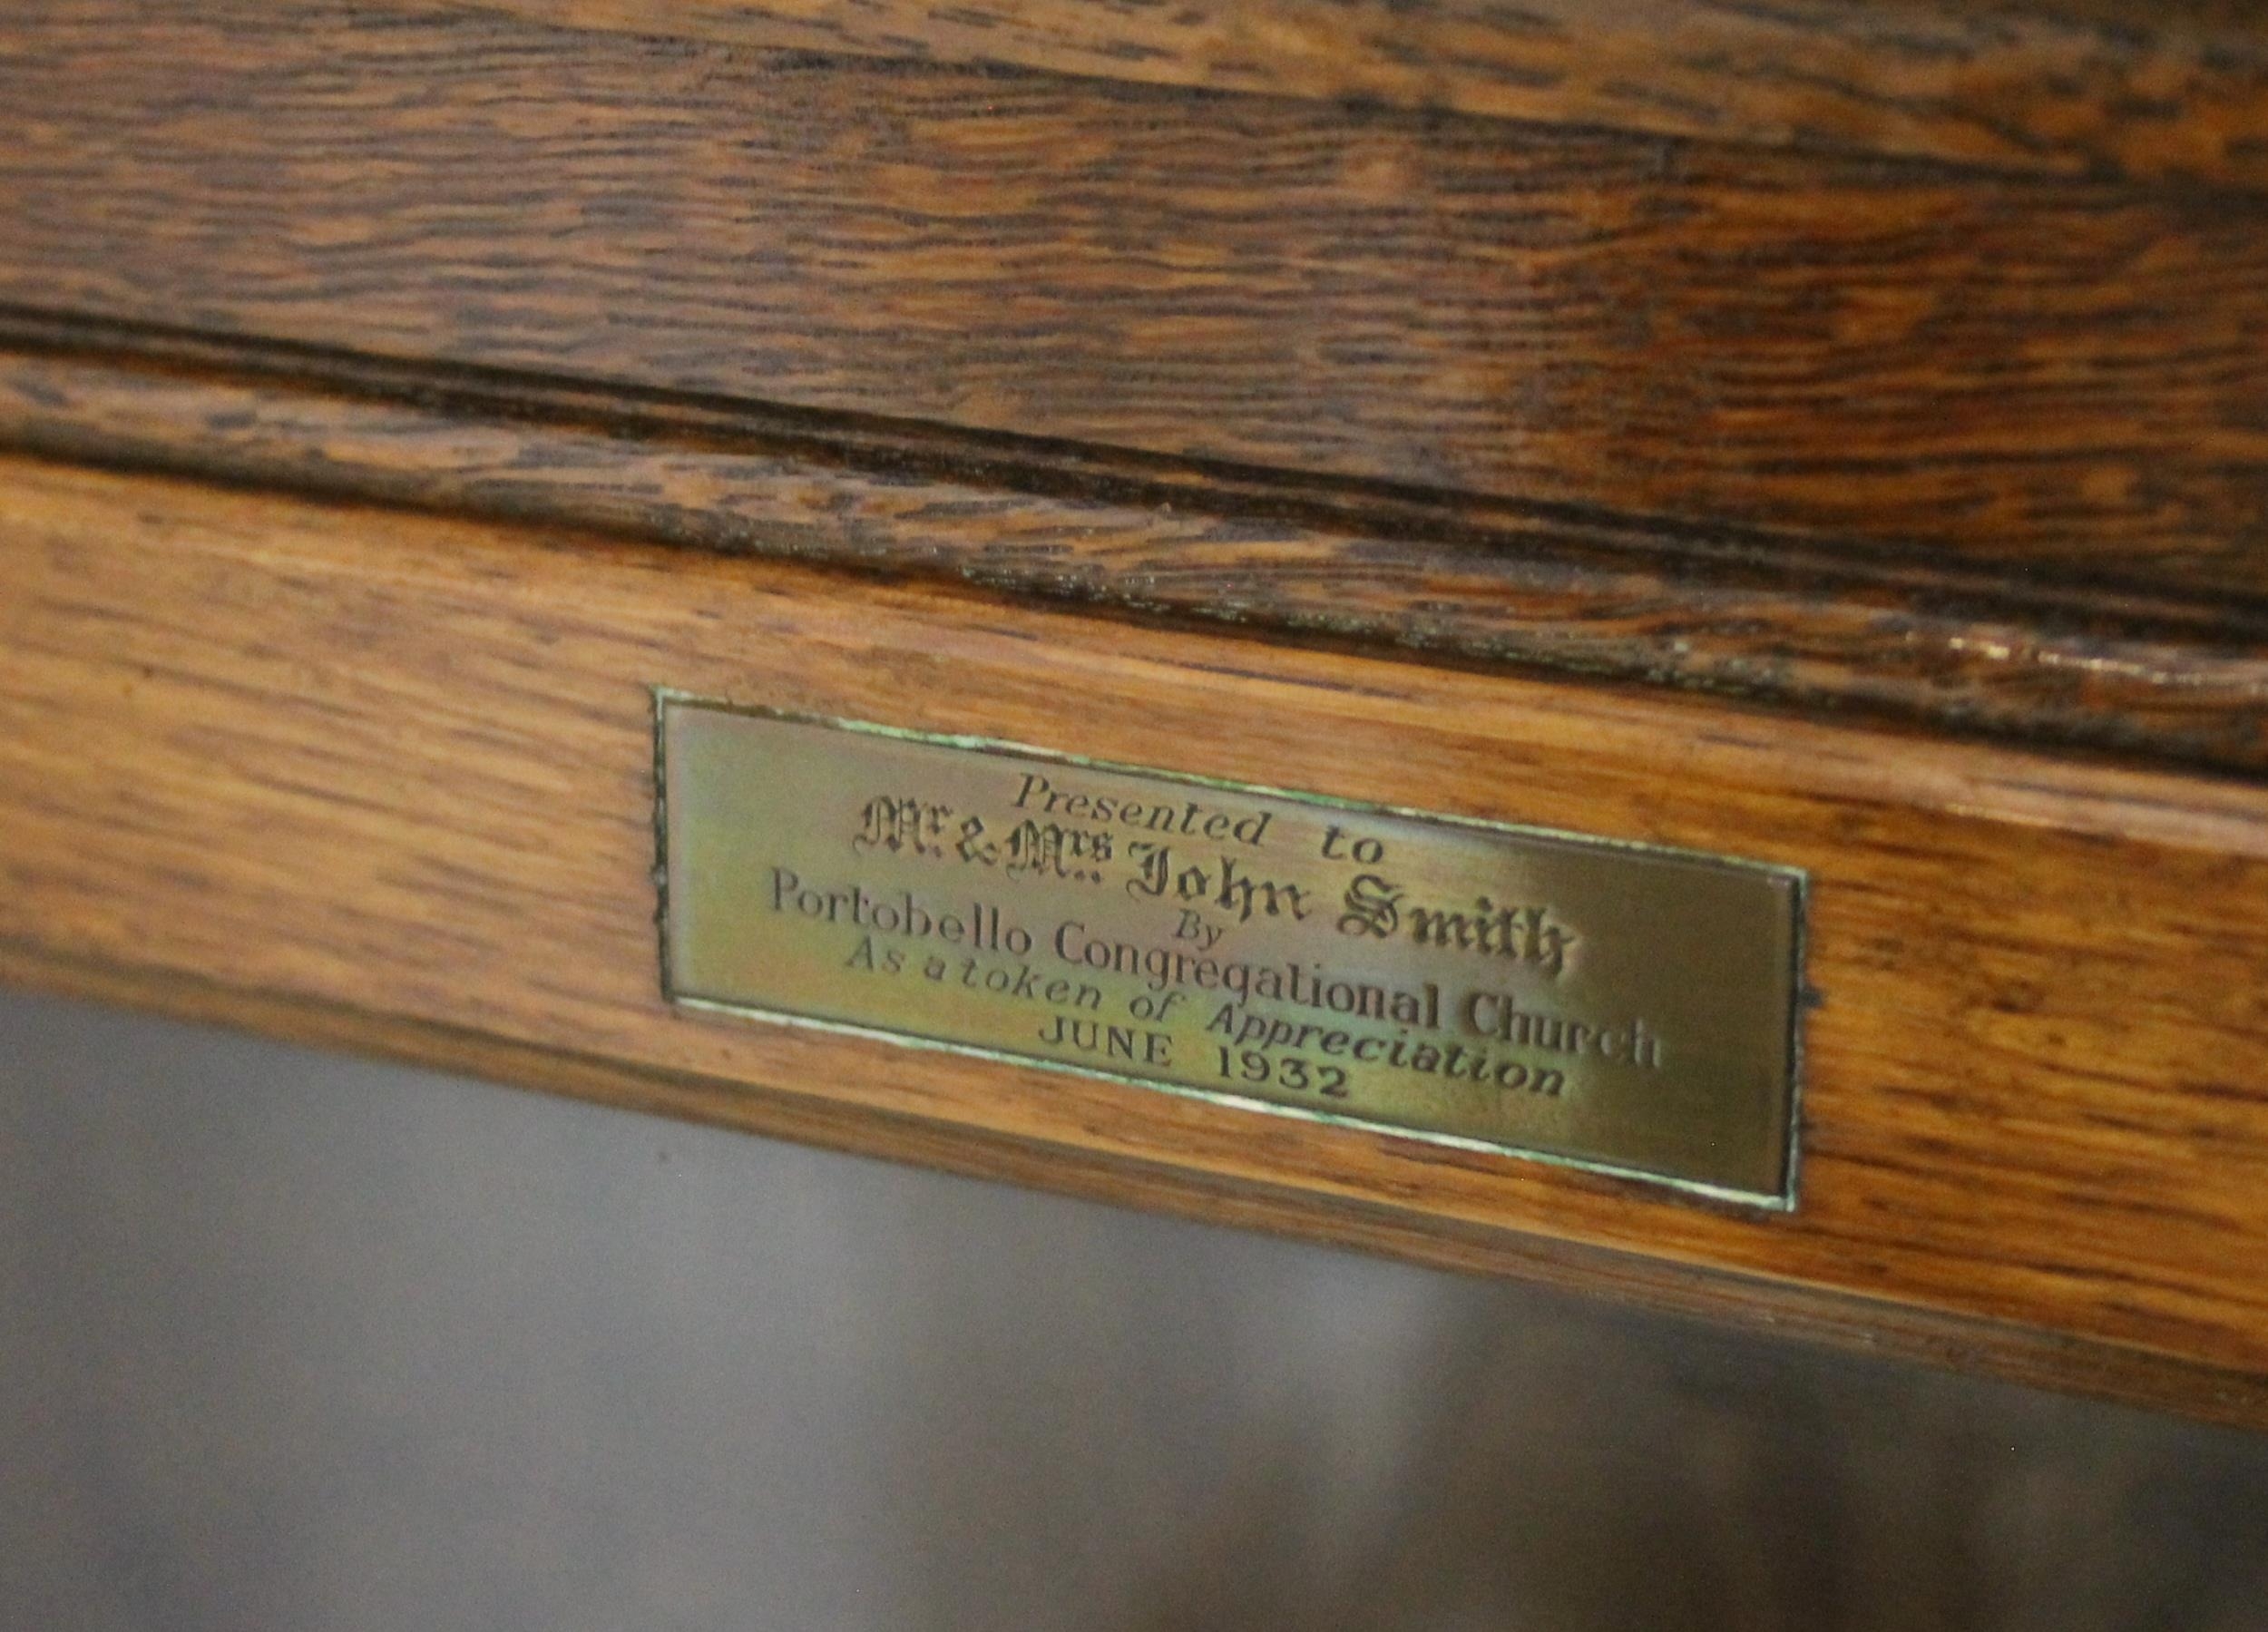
655, 692, 1806, 1207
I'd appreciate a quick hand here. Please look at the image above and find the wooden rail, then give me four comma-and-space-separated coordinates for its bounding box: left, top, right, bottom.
5, 0, 2268, 1422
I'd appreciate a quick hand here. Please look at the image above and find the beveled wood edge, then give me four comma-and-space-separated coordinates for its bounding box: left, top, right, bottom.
464, 0, 2268, 194
10, 932, 2266, 1431
5, 306, 2267, 780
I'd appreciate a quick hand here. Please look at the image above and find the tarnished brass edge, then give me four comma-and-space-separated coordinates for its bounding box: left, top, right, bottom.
649, 686, 1807, 1212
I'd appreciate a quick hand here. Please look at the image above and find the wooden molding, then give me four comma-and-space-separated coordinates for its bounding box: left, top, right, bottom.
7, 0, 2268, 1425
7, 455, 2268, 1422
5, 309, 2267, 777
6, 3, 2268, 593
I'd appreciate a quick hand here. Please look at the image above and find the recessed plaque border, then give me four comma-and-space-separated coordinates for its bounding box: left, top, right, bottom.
652, 688, 1809, 1211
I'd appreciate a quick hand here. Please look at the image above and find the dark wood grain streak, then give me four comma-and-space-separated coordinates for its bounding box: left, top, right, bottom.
6, 2, 2268, 597
7, 313, 2268, 775
11, 935, 2268, 1432
464, 0, 2268, 191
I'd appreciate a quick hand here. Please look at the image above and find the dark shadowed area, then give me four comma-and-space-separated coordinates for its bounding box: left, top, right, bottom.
5, 986, 2266, 1631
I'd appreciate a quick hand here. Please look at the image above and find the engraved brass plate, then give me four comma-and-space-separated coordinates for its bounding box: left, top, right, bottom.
657, 695, 1805, 1207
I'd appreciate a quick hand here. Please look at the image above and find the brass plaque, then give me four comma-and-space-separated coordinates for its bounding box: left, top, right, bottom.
656, 695, 1805, 1207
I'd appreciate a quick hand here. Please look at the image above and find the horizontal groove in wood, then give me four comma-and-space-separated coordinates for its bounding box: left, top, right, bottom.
7, 2, 2268, 597
468, 0, 2268, 191
6, 312, 2268, 777
7, 456, 2268, 1408
10, 936, 2268, 1432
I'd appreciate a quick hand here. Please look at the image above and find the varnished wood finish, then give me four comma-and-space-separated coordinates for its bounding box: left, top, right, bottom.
7, 311, 2268, 777
484, 0, 2268, 190
7, 456, 2268, 1420
7, 2, 2268, 597
8, 0, 2268, 1422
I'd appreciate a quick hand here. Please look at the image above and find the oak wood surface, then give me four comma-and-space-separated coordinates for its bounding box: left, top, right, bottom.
7, 310, 2268, 778
8, 1, 2268, 600
474, 0, 2268, 189
8, 0, 2268, 1427
7, 456, 2268, 1419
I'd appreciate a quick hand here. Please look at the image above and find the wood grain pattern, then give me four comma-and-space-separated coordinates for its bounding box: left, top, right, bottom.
7, 2, 2268, 598
8, 311, 2268, 777
472, 0, 2268, 190
7, 456, 2268, 1417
